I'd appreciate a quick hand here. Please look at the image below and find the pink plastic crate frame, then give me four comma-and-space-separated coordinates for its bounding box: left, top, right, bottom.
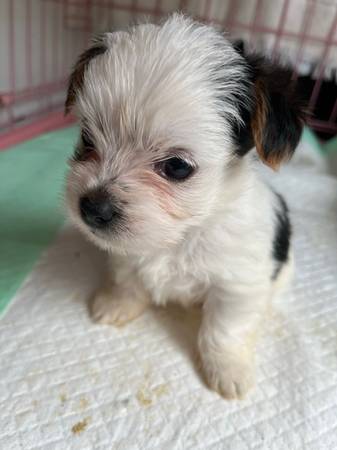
1, 0, 337, 150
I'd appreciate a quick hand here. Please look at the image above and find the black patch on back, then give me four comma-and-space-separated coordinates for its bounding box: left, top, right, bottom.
272, 193, 291, 279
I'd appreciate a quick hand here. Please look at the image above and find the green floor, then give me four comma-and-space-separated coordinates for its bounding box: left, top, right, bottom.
0, 126, 78, 314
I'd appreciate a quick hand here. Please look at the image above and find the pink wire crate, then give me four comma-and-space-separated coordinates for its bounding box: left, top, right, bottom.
1, 0, 337, 149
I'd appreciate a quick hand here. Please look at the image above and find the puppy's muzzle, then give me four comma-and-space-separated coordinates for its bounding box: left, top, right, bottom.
80, 188, 120, 230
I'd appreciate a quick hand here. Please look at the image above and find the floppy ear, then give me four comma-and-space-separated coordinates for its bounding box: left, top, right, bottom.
236, 55, 307, 169
65, 35, 108, 115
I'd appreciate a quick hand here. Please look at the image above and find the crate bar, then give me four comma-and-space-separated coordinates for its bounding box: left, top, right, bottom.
61, 0, 85, 4
272, 0, 290, 56
93, 0, 164, 17
0, 111, 75, 151
309, 9, 337, 110
292, 0, 316, 80
249, 0, 264, 51
53, 0, 59, 82
131, 0, 138, 22
40, 0, 47, 87
8, 0, 16, 126
62, 0, 68, 75
179, 0, 189, 11
3, 80, 67, 106
85, 0, 93, 39
223, 0, 239, 30
64, 15, 90, 25
41, 0, 337, 48
214, 18, 337, 47
153, 0, 163, 23
329, 98, 337, 124
308, 117, 337, 134
251, 0, 263, 29
201, 0, 213, 22
1, 0, 337, 145
26, 0, 33, 87
87, 0, 337, 47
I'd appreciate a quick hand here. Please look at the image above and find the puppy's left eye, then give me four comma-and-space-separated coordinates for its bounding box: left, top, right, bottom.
155, 157, 195, 181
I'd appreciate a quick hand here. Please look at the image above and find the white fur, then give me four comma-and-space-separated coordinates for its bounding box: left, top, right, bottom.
66, 14, 292, 399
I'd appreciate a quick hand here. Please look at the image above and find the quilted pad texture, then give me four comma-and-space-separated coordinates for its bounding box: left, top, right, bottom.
1, 166, 337, 450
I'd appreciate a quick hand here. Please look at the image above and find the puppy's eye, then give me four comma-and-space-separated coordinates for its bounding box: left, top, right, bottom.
81, 130, 94, 150
156, 157, 195, 181
74, 130, 98, 162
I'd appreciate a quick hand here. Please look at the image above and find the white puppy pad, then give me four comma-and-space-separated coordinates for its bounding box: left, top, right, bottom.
1, 167, 337, 450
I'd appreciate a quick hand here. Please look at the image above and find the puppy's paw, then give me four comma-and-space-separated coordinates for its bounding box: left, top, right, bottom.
90, 289, 148, 327
201, 351, 255, 400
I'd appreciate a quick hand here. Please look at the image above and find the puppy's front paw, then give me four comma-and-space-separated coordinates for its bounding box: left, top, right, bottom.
201, 351, 255, 400
90, 288, 148, 327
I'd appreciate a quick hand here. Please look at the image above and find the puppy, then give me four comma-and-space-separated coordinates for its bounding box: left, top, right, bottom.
65, 14, 305, 399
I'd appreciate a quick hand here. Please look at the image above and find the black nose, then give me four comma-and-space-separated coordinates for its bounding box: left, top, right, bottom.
79, 189, 119, 229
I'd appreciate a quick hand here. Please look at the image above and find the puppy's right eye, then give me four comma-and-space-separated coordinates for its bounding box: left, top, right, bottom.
74, 131, 98, 162
81, 130, 94, 149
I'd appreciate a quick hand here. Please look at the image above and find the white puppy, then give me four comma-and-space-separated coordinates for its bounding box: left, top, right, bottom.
65, 14, 305, 399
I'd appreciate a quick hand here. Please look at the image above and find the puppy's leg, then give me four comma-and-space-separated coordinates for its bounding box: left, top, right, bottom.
91, 257, 150, 327
198, 285, 269, 399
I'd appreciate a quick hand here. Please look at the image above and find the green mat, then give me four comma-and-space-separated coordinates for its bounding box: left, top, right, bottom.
0, 126, 78, 314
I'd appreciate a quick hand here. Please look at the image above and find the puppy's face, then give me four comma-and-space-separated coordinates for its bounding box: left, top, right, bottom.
65, 15, 305, 254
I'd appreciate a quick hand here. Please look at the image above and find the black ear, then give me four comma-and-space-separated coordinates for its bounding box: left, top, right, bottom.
235, 55, 307, 169
65, 35, 108, 115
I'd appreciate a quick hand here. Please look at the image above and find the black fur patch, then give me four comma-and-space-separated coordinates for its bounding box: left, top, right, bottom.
212, 52, 255, 156
251, 55, 305, 166
232, 40, 245, 56
272, 193, 291, 279
65, 41, 108, 114
232, 52, 307, 164
230, 53, 257, 156
231, 81, 255, 157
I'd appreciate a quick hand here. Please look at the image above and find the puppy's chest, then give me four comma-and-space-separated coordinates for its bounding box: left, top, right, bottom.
137, 251, 208, 306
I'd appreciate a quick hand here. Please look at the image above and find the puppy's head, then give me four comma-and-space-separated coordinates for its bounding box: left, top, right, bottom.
65, 14, 306, 254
